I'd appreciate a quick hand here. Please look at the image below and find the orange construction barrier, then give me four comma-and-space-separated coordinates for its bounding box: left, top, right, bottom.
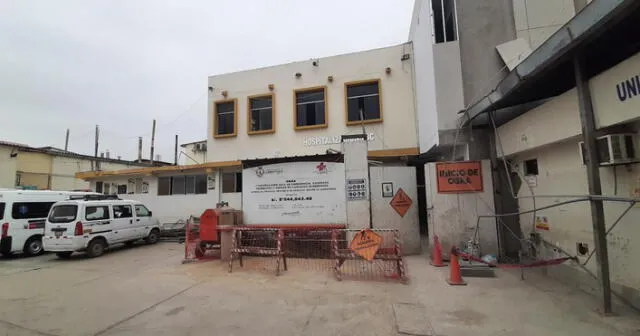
429, 235, 446, 267
446, 247, 467, 286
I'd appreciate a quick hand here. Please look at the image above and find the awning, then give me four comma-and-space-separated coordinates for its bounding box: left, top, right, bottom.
463, 0, 640, 127
75, 160, 242, 179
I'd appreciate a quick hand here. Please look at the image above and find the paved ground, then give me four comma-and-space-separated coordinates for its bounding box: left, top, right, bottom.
0, 243, 638, 336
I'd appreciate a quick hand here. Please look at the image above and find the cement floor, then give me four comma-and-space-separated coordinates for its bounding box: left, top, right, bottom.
0, 243, 638, 336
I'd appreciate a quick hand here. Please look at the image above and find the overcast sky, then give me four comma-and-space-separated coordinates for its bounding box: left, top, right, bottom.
0, 0, 414, 162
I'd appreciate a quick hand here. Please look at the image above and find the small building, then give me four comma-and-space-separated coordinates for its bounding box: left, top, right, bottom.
179, 140, 207, 165
0, 141, 165, 191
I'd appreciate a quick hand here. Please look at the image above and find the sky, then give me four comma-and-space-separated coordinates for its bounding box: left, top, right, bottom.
0, 0, 415, 163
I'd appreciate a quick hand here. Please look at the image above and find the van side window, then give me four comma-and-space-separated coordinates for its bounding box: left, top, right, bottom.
135, 205, 151, 217
0, 202, 4, 220
11, 202, 55, 219
85, 206, 110, 221
113, 205, 133, 218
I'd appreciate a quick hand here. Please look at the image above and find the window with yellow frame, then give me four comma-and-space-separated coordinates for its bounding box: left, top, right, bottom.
247, 93, 275, 135
213, 99, 237, 138
345, 79, 382, 125
294, 86, 328, 130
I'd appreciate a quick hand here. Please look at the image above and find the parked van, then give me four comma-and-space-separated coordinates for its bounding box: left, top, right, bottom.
43, 196, 161, 258
0, 190, 100, 257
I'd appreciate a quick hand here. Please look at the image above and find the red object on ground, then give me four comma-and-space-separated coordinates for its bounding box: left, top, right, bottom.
429, 235, 446, 267
199, 209, 219, 242
447, 247, 467, 286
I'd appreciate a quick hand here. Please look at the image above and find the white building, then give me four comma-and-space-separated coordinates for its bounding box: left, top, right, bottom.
77, 44, 423, 253
179, 140, 207, 165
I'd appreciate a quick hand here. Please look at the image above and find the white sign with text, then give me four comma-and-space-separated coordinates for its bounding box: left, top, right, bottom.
242, 161, 346, 225
303, 133, 375, 147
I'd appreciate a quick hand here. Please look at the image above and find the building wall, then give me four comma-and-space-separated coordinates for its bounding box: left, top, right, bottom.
409, 0, 440, 152
370, 166, 421, 255
16, 152, 53, 189
512, 0, 576, 51
433, 42, 465, 132
456, 0, 517, 106
0, 147, 18, 188
425, 160, 498, 257
496, 51, 640, 308
51, 156, 148, 191
512, 139, 640, 308
207, 43, 418, 162
180, 143, 207, 165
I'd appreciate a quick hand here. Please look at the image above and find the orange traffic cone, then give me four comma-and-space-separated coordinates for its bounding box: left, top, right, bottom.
429, 235, 446, 267
447, 247, 467, 286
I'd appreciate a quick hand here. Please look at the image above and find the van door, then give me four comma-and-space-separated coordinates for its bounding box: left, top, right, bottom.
83, 205, 113, 240
134, 204, 153, 238
111, 204, 135, 242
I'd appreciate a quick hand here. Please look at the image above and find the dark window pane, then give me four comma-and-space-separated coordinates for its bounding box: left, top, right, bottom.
235, 172, 242, 192
185, 176, 196, 194
346, 82, 378, 97
158, 177, 171, 196
222, 172, 236, 193
113, 205, 133, 218
250, 96, 272, 109
12, 202, 55, 219
195, 175, 207, 194
95, 182, 103, 193
49, 205, 77, 223
296, 102, 325, 127
251, 108, 273, 131
524, 159, 538, 176
296, 90, 324, 104
117, 185, 127, 194
625, 135, 636, 159
0, 202, 4, 220
216, 101, 235, 135
172, 176, 185, 195
597, 138, 609, 163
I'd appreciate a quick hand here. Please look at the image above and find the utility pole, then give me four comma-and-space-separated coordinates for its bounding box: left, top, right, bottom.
174, 134, 179, 165
574, 53, 612, 315
64, 129, 70, 151
93, 125, 99, 171
137, 137, 143, 162
150, 119, 156, 165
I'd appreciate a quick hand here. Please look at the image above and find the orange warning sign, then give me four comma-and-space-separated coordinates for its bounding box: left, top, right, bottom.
390, 188, 413, 217
349, 229, 383, 261
436, 161, 483, 193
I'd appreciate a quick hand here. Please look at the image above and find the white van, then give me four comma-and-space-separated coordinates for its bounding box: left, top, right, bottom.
0, 190, 100, 257
43, 197, 161, 258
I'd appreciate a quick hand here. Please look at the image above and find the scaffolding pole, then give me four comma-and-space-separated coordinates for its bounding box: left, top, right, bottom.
574, 53, 612, 315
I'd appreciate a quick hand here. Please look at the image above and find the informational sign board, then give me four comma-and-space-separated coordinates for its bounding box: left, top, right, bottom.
242, 161, 346, 225
435, 161, 483, 193
349, 229, 383, 261
346, 178, 368, 201
535, 216, 550, 231
390, 188, 413, 218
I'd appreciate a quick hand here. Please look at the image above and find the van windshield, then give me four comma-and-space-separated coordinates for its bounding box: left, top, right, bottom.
0, 202, 4, 220
48, 205, 78, 223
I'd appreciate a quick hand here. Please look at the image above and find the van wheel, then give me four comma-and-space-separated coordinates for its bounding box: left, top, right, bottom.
145, 229, 160, 245
24, 237, 44, 256
87, 239, 106, 258
56, 252, 73, 259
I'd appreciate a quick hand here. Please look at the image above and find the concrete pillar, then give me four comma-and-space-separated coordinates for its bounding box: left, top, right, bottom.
342, 134, 371, 235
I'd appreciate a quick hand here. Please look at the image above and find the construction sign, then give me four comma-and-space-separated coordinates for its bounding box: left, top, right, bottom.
535, 216, 550, 231
436, 161, 483, 193
390, 188, 413, 217
349, 229, 383, 261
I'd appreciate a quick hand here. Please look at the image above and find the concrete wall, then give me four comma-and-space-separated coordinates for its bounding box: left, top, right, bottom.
0, 147, 18, 188
425, 160, 498, 257
456, 0, 517, 106
90, 170, 221, 225
496, 51, 640, 308
180, 143, 207, 165
370, 166, 421, 255
433, 42, 465, 132
16, 152, 53, 189
207, 43, 418, 162
408, 0, 440, 152
513, 0, 577, 51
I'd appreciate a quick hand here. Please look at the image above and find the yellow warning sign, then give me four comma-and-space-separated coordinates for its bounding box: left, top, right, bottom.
349, 229, 383, 261
535, 216, 550, 231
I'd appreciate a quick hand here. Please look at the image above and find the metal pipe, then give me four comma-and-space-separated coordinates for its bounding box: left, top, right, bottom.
477, 198, 589, 218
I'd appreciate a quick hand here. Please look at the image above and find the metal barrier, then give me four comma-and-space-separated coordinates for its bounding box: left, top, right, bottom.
224, 227, 409, 283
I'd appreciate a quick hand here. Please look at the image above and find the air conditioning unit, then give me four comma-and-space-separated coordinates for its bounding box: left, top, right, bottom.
578, 133, 638, 166
201, 143, 207, 151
